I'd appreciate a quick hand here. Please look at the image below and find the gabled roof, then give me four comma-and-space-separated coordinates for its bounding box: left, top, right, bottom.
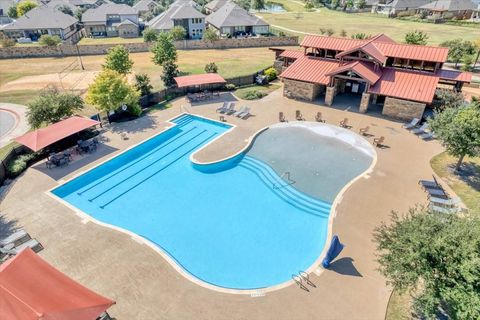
280, 56, 340, 85
336, 41, 387, 64
368, 68, 439, 103
419, 0, 477, 11
2, 4, 78, 30
279, 50, 304, 59
147, 0, 203, 30
301, 35, 366, 51
374, 42, 448, 63
205, 0, 229, 11
82, 3, 137, 23
379, 0, 432, 9
133, 0, 158, 11
206, 1, 268, 28
326, 61, 382, 84
114, 18, 138, 26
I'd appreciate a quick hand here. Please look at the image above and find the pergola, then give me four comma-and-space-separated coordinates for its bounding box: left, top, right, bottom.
14, 116, 100, 152
0, 248, 115, 320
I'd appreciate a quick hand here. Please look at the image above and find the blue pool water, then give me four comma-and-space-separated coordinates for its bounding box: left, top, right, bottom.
53, 114, 370, 289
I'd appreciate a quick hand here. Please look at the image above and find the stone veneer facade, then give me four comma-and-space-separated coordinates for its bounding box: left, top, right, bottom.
283, 79, 325, 101
382, 97, 426, 121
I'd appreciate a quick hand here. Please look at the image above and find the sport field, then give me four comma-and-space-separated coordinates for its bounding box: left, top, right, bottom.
260, 0, 480, 45
0, 47, 276, 105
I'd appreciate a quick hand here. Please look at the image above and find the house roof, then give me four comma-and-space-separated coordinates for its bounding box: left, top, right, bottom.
326, 61, 382, 84
280, 56, 340, 85
368, 68, 440, 103
419, 0, 477, 11
301, 34, 449, 63
147, 0, 203, 30
436, 69, 472, 82
82, 3, 137, 23
379, 0, 432, 9
2, 4, 78, 30
133, 0, 158, 11
114, 17, 138, 26
336, 41, 388, 64
206, 1, 269, 28
279, 49, 304, 59
205, 0, 228, 11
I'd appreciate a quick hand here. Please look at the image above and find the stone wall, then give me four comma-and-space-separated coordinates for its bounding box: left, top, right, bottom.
0, 36, 298, 59
382, 97, 426, 121
283, 79, 324, 101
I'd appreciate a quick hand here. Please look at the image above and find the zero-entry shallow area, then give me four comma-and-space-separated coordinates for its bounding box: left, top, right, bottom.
52, 114, 375, 290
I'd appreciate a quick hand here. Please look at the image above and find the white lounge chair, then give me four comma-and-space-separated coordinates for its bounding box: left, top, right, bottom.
412, 123, 429, 134
216, 102, 228, 113
225, 103, 236, 114
234, 106, 247, 117
403, 118, 420, 129
429, 203, 461, 214
237, 107, 251, 119
430, 197, 462, 207
426, 187, 448, 199
2, 238, 43, 254
0, 229, 30, 248
420, 131, 436, 140
419, 179, 442, 190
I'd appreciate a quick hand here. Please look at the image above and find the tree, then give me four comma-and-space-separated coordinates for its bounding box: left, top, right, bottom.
441, 39, 476, 68
74, 8, 85, 22
38, 35, 62, 46
251, 0, 265, 10
204, 62, 218, 73
134, 73, 153, 96
0, 34, 16, 48
356, 0, 366, 8
326, 28, 334, 36
404, 30, 428, 45
473, 39, 480, 69
235, 0, 251, 10
169, 26, 187, 41
351, 33, 368, 39
374, 207, 480, 319
17, 1, 37, 16
340, 29, 347, 37
432, 88, 465, 111
26, 88, 84, 129
428, 103, 480, 170
461, 55, 473, 71
58, 4, 73, 16
143, 28, 158, 42
86, 69, 141, 116
161, 60, 178, 87
151, 32, 177, 66
202, 28, 219, 42
7, 5, 18, 18
103, 45, 133, 74
346, 0, 354, 8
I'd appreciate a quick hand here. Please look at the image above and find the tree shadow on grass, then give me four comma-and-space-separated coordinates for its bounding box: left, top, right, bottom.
328, 257, 363, 277
455, 161, 480, 192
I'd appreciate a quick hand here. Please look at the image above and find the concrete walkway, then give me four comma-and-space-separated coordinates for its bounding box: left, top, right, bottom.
0, 103, 29, 148
0, 88, 444, 319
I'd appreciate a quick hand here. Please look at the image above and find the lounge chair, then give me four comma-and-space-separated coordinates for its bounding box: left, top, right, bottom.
412, 123, 429, 135
225, 103, 236, 115
1, 238, 43, 254
373, 136, 385, 147
419, 179, 442, 190
0, 229, 30, 248
430, 196, 462, 207
425, 187, 448, 199
339, 118, 349, 128
429, 203, 461, 214
234, 106, 247, 117
420, 131, 436, 140
296, 110, 305, 121
237, 107, 251, 119
359, 126, 370, 136
402, 118, 420, 129
216, 102, 228, 113
279, 112, 287, 122
315, 112, 325, 123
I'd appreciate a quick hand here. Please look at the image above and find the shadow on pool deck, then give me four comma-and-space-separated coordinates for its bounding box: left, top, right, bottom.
328, 257, 363, 277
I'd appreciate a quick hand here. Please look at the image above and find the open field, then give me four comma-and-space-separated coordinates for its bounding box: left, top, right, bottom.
0, 47, 276, 105
260, 0, 480, 45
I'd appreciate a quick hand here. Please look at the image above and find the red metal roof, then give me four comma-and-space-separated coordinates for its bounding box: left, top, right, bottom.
301, 35, 366, 51
174, 73, 226, 88
280, 56, 339, 85
279, 50, 304, 59
326, 61, 382, 84
373, 42, 448, 63
336, 42, 387, 64
368, 68, 440, 104
15, 116, 100, 152
436, 69, 472, 82
0, 248, 115, 320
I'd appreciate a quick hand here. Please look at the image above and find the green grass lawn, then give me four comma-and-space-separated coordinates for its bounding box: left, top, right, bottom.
0, 90, 38, 106
234, 83, 281, 100
79, 37, 145, 45
385, 289, 412, 320
259, 0, 480, 45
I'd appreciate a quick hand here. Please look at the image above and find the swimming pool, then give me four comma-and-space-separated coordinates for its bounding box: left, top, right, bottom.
52, 114, 374, 290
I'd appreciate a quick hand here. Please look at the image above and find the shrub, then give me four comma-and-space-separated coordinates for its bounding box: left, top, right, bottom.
243, 90, 267, 100
225, 83, 236, 90
278, 31, 286, 37
143, 28, 158, 42
39, 35, 61, 46
0, 34, 16, 47
169, 26, 186, 41
135, 73, 153, 96
304, 1, 314, 9
264, 67, 277, 81
17, 0, 36, 16
204, 62, 218, 73
326, 28, 334, 36
7, 153, 36, 178
461, 55, 473, 71
340, 29, 347, 37
203, 28, 219, 42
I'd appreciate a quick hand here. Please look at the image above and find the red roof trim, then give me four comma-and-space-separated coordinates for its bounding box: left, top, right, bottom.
436, 69, 472, 83
279, 50, 304, 59
326, 61, 382, 84
174, 73, 226, 88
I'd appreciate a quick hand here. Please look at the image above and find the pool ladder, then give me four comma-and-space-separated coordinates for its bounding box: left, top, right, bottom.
273, 171, 295, 190
292, 271, 316, 292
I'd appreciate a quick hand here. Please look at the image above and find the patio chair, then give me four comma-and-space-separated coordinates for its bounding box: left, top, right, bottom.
296, 110, 305, 121
420, 131, 436, 140
373, 136, 385, 147
216, 102, 228, 113
339, 118, 349, 128
238, 107, 251, 119
234, 106, 247, 117
359, 126, 370, 136
412, 123, 429, 135
315, 112, 325, 123
430, 196, 462, 208
429, 203, 461, 214
1, 238, 43, 254
425, 187, 448, 199
402, 118, 420, 129
279, 112, 287, 122
0, 229, 30, 248
225, 103, 236, 115
419, 179, 442, 190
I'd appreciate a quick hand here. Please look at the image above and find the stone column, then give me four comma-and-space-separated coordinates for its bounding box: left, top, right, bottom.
325, 86, 335, 106
359, 93, 370, 113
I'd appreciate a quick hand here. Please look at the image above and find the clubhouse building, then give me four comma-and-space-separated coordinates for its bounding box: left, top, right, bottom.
272, 34, 472, 120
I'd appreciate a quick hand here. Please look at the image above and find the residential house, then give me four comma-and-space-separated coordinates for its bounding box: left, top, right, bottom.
41, 0, 111, 9
133, 0, 159, 16
471, 3, 480, 21
0, 0, 17, 25
1, 4, 80, 42
82, 3, 139, 37
272, 34, 471, 121
418, 0, 477, 19
147, 0, 205, 39
205, 1, 269, 37
204, 0, 228, 13
371, 0, 432, 15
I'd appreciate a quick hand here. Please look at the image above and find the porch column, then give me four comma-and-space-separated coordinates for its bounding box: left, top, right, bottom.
325, 86, 335, 106
359, 93, 371, 113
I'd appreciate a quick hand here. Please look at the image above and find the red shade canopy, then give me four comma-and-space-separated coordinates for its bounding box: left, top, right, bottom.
174, 73, 226, 88
15, 116, 100, 152
0, 248, 115, 320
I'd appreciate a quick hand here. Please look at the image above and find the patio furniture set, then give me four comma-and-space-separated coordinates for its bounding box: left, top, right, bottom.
187, 91, 220, 103
419, 176, 465, 214
0, 229, 43, 263
403, 118, 436, 140
45, 138, 99, 169
216, 102, 252, 120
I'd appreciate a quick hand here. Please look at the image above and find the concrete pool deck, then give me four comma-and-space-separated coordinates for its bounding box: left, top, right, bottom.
0, 88, 446, 319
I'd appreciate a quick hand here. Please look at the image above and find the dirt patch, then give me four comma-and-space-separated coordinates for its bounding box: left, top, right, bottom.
462, 86, 480, 102
0, 71, 99, 92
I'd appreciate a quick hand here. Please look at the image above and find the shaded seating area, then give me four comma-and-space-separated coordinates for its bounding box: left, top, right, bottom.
0, 229, 43, 262
0, 248, 115, 320
175, 73, 227, 103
